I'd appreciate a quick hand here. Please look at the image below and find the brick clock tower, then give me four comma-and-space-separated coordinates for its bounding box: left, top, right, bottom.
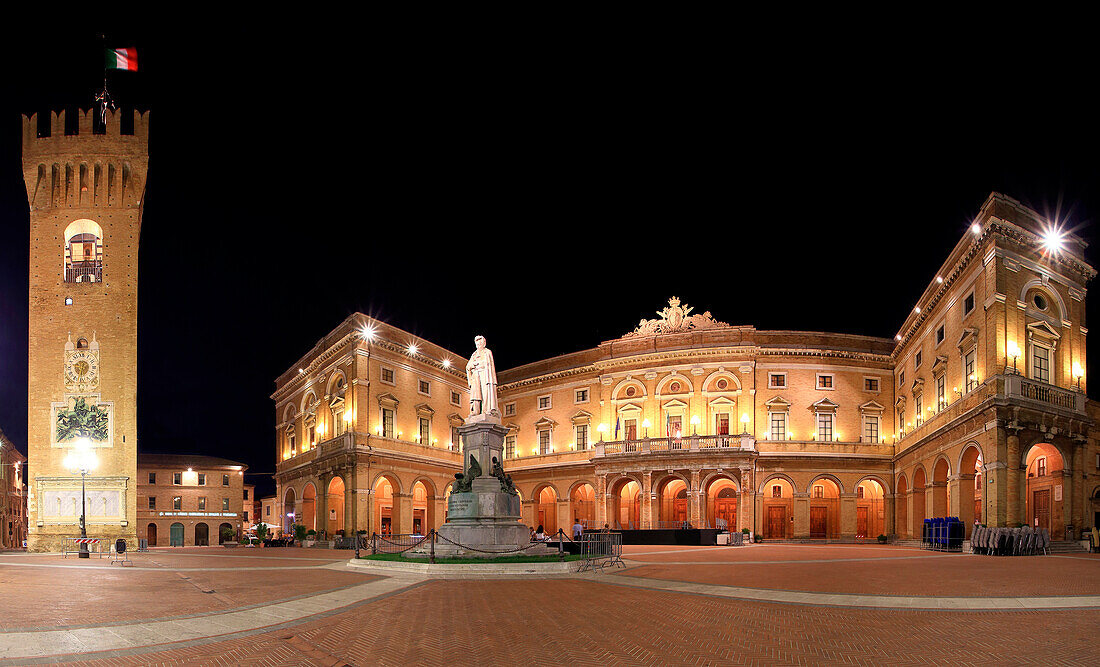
21, 109, 148, 551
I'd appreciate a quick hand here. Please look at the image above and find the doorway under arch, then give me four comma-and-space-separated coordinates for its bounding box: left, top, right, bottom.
1025, 442, 1066, 538
219, 522, 233, 544
170, 522, 184, 547
705, 476, 739, 531
808, 477, 840, 539
283, 487, 296, 533
896, 475, 909, 538
535, 485, 558, 535
657, 477, 689, 528
302, 483, 317, 532
412, 480, 433, 534
195, 522, 209, 546
855, 479, 885, 539
762, 477, 793, 539
959, 445, 983, 536
147, 522, 158, 547
373, 475, 399, 535
610, 479, 641, 530
327, 476, 346, 535
932, 458, 950, 518
911, 468, 927, 536
570, 483, 596, 529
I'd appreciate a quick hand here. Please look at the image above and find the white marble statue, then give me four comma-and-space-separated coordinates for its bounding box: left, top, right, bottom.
466, 335, 498, 419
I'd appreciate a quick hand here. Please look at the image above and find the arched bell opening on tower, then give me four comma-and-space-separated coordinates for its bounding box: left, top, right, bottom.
63, 219, 103, 283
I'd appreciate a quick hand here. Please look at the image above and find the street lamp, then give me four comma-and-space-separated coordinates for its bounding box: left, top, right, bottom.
62, 437, 98, 558
1007, 341, 1020, 373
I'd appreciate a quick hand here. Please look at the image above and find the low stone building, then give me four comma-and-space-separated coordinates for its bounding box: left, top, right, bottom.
137, 454, 248, 547
0, 429, 27, 549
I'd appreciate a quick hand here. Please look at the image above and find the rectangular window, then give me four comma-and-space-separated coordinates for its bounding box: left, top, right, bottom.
539, 429, 551, 455
148, 497, 156, 509
334, 408, 345, 436
223, 474, 229, 486
266, 506, 271, 516
451, 391, 461, 406
382, 408, 395, 438
813, 485, 823, 499
772, 485, 782, 498
575, 388, 589, 403
173, 472, 182, 485
419, 417, 431, 444
451, 427, 460, 449
935, 324, 945, 345
898, 409, 905, 435
1032, 344, 1051, 383
715, 413, 730, 436
899, 371, 905, 388
964, 292, 975, 315
199, 497, 207, 510
914, 351, 922, 369
418, 379, 430, 395
964, 349, 977, 392
289, 433, 296, 454
243, 490, 249, 500
864, 415, 880, 443
505, 436, 516, 459
1037, 457, 1047, 477
198, 473, 206, 486
576, 424, 588, 450
173, 496, 182, 510
816, 413, 834, 441
380, 367, 395, 384
538, 395, 552, 410
243, 511, 249, 522
915, 395, 923, 426
817, 374, 834, 390
504, 402, 516, 417
936, 375, 946, 409
223, 498, 230, 511
768, 373, 786, 389
857, 486, 865, 499
770, 412, 787, 441
148, 472, 156, 484
865, 378, 879, 392
624, 419, 637, 440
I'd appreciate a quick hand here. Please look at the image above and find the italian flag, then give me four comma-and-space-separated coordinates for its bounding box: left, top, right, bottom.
105, 47, 138, 71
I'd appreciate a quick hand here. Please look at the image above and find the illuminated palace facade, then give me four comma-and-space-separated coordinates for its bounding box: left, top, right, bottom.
273, 193, 1099, 542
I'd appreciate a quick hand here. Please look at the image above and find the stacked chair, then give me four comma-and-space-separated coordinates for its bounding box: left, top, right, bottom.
922, 517, 965, 552
969, 525, 1049, 555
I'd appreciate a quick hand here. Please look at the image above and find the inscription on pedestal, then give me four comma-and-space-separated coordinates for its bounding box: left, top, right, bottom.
448, 493, 478, 519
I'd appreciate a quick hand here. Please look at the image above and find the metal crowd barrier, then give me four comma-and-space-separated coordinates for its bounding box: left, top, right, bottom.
577, 532, 624, 572
62, 537, 106, 558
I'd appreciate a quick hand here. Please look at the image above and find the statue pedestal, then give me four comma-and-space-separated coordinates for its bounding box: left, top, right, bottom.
420, 419, 553, 558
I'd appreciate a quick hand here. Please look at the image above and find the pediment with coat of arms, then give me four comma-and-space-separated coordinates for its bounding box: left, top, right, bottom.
623, 297, 729, 337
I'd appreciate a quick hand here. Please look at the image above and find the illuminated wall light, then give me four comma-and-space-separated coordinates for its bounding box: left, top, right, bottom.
895, 335, 902, 341
361, 326, 376, 341
787, 432, 794, 440
375, 425, 382, 435
442, 359, 451, 368
914, 307, 921, 314
344, 411, 353, 422
1042, 228, 1065, 253
407, 344, 419, 355
971, 223, 982, 235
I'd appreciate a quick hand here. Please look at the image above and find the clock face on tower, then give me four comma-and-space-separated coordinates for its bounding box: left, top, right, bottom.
64, 349, 100, 392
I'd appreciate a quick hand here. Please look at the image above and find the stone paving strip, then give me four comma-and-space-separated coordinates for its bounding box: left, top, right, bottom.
599, 564, 1100, 610
0, 571, 424, 662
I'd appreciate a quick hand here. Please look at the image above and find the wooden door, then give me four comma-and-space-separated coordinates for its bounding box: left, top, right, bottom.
170, 522, 184, 547
1033, 489, 1051, 533
716, 499, 737, 530
147, 523, 157, 547
195, 523, 209, 546
810, 507, 827, 539
767, 506, 786, 538
856, 507, 868, 538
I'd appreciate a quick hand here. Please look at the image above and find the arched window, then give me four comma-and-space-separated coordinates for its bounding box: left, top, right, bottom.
64, 219, 103, 283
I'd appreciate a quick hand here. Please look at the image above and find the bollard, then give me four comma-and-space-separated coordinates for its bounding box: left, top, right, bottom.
558, 529, 564, 561
430, 529, 436, 564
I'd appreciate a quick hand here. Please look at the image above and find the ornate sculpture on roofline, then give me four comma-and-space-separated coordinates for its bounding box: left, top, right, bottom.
624, 297, 729, 337
466, 335, 499, 421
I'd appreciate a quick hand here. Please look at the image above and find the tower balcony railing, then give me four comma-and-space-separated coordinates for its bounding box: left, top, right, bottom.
596, 434, 753, 457
1004, 374, 1085, 413
65, 261, 102, 283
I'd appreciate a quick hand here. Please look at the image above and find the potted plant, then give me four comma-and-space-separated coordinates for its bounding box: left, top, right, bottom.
255, 522, 269, 547
753, 533, 762, 543
877, 534, 888, 544
220, 525, 237, 547
293, 523, 309, 546
305, 528, 317, 547
239, 536, 251, 547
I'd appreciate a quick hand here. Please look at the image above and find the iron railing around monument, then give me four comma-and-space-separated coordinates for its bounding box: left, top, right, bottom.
354, 529, 611, 565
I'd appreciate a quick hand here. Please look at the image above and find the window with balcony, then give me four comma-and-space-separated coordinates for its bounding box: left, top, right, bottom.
505, 436, 516, 459
64, 219, 103, 283
816, 413, 834, 441
936, 375, 946, 410
539, 429, 551, 455
419, 417, 431, 445
623, 419, 637, 440
1031, 342, 1051, 384
914, 394, 923, 427
715, 413, 730, 436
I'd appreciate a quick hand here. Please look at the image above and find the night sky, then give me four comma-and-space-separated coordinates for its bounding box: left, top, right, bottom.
1, 30, 1097, 498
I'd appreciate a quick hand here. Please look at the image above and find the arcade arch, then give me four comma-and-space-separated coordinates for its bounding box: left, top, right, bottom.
570, 482, 596, 528
373, 474, 401, 535
807, 476, 840, 539
911, 467, 927, 537
896, 474, 909, 538
283, 487, 296, 533
855, 478, 885, 539
534, 484, 558, 535
959, 444, 983, 536
761, 475, 794, 539
412, 479, 434, 534
1024, 442, 1065, 537
326, 476, 346, 535
302, 483, 317, 532
932, 457, 950, 519
704, 475, 738, 531
656, 476, 690, 527
609, 477, 642, 529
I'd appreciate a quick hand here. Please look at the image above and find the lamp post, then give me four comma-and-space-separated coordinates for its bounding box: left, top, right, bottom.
62, 438, 98, 559
1007, 341, 1020, 374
